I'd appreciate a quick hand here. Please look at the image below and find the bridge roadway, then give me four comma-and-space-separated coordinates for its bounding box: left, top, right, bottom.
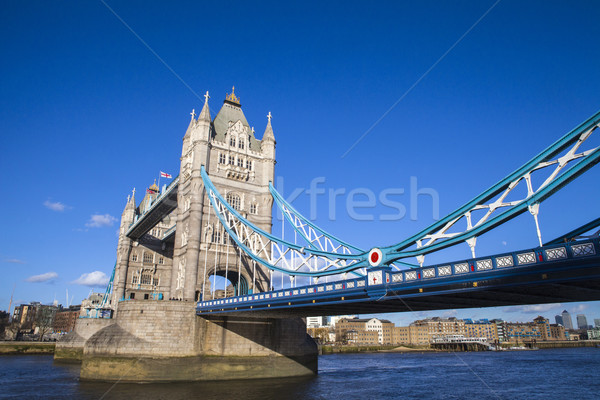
196, 238, 600, 318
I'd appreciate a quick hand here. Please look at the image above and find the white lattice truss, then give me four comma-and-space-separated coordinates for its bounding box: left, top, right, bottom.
206, 188, 365, 279
271, 187, 409, 273
278, 201, 357, 256
394, 122, 600, 266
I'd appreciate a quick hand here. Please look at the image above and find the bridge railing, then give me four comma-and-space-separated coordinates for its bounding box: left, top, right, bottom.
197, 238, 599, 314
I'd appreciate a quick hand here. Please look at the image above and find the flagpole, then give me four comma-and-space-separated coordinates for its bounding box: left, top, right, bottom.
157, 172, 161, 193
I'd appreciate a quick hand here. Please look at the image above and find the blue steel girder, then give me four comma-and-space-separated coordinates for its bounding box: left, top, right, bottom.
269, 183, 363, 254
269, 183, 368, 278
545, 216, 600, 246
380, 109, 600, 266
201, 166, 370, 278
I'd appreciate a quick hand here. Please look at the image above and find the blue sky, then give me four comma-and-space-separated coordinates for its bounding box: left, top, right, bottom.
1, 1, 599, 326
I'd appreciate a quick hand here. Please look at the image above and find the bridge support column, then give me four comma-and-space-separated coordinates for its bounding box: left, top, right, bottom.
77, 301, 317, 382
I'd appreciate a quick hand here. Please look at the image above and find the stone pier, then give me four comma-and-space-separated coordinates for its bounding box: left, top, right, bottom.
67, 301, 317, 382
54, 318, 114, 361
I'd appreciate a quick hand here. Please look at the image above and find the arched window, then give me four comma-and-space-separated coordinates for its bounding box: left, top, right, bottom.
226, 193, 241, 210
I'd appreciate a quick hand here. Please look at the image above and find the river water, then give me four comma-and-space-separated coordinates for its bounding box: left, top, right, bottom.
1, 348, 599, 399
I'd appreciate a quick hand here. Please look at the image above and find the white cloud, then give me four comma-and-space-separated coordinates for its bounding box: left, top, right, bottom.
44, 200, 67, 212
3, 258, 25, 264
502, 241, 507, 246
25, 272, 58, 283
72, 271, 109, 287
441, 309, 458, 318
571, 304, 589, 313
504, 303, 561, 313
86, 214, 117, 228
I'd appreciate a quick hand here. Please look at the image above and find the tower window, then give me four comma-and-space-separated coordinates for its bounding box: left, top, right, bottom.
141, 271, 153, 285
239, 139, 245, 149
230, 137, 236, 147
158, 256, 164, 265
226, 193, 241, 211
212, 229, 222, 244
229, 155, 235, 165
250, 204, 257, 214
219, 153, 226, 164
237, 158, 244, 167
131, 253, 138, 262
143, 252, 153, 263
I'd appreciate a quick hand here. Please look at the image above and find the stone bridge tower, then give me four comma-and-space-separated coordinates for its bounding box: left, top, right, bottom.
171, 88, 276, 301
57, 88, 317, 382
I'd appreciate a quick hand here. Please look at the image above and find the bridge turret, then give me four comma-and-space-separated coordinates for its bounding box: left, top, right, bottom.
261, 111, 276, 185
112, 188, 137, 312
191, 91, 212, 144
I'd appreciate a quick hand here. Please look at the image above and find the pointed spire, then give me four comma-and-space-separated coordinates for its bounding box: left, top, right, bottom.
124, 188, 136, 213
184, 108, 196, 136
198, 91, 211, 122
262, 111, 275, 142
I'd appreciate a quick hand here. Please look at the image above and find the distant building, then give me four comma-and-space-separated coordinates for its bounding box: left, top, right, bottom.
393, 317, 466, 346
335, 317, 395, 344
12, 303, 38, 330
576, 314, 589, 330
534, 316, 565, 341
555, 315, 564, 326
80, 292, 109, 318
506, 322, 542, 342
587, 328, 600, 340
464, 319, 499, 343
12, 302, 58, 338
306, 316, 327, 328
53, 305, 81, 334
595, 319, 600, 328
329, 315, 356, 327
549, 324, 567, 340
561, 310, 573, 330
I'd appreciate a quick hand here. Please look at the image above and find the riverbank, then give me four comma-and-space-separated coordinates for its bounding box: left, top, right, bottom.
0, 341, 55, 355
321, 344, 435, 354
320, 341, 600, 354
533, 340, 600, 349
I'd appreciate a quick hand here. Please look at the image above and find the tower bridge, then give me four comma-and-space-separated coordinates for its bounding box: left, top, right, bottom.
56, 88, 600, 382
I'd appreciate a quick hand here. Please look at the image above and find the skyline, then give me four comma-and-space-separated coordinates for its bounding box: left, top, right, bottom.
2, 1, 600, 327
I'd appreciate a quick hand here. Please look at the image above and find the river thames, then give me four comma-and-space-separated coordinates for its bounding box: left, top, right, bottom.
1, 348, 599, 399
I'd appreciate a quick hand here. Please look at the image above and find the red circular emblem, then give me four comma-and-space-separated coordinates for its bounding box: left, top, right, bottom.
368, 248, 383, 267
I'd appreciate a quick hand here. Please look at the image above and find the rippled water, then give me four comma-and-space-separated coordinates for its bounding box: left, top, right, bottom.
1, 348, 599, 399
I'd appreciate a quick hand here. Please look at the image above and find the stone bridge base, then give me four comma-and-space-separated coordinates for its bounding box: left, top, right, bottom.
54, 318, 114, 362
65, 301, 317, 382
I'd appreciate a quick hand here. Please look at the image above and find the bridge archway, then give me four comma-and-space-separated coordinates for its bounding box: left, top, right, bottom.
208, 268, 250, 298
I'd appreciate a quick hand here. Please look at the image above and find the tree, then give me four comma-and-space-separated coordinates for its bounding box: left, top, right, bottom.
0, 311, 9, 339
5, 321, 21, 340
34, 306, 57, 341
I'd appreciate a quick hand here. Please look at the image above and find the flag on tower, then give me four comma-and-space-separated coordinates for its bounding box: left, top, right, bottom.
160, 171, 172, 179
